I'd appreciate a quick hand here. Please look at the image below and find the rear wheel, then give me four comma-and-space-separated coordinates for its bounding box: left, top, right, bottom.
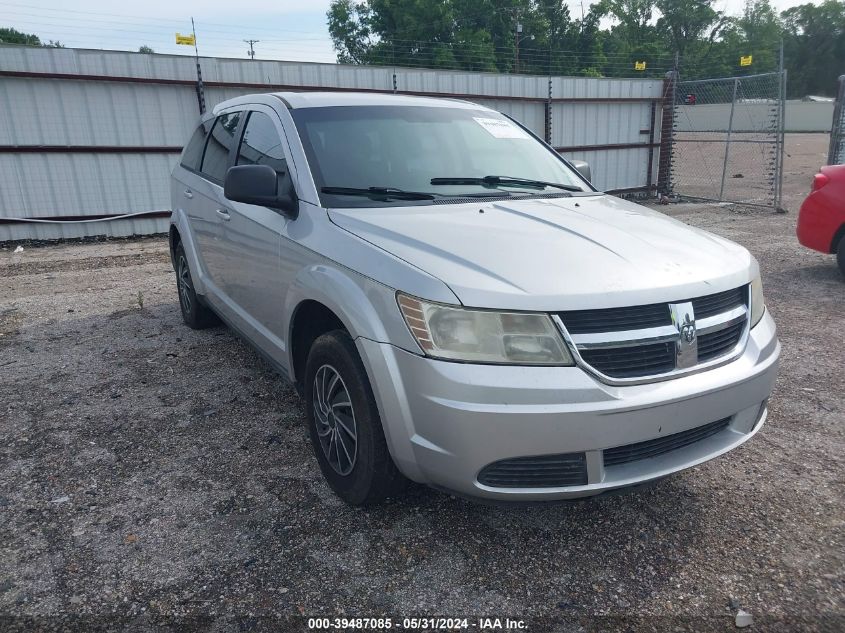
304, 330, 407, 505
174, 242, 219, 329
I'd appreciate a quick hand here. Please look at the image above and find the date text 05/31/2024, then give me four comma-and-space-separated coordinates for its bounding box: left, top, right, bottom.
307, 617, 527, 630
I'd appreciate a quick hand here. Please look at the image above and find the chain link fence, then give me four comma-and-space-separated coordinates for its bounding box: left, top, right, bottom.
665, 71, 786, 210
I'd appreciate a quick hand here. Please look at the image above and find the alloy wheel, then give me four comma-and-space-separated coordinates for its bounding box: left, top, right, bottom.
178, 255, 193, 314
312, 364, 358, 475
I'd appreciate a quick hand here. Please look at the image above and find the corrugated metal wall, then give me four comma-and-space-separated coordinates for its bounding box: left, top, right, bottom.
673, 101, 834, 133
0, 45, 665, 241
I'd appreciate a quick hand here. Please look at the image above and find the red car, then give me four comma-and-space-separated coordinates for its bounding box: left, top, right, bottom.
797, 164, 845, 275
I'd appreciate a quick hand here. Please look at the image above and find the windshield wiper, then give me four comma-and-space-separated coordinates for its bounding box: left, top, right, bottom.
430, 175, 582, 192
321, 186, 436, 200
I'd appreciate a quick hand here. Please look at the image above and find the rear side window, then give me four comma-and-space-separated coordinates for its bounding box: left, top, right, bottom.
180, 121, 211, 171
236, 111, 288, 175
200, 111, 242, 183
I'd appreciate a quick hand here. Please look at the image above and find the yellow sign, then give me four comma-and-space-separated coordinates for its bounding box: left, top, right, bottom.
740, 55, 753, 67
634, 61, 646, 71
175, 33, 196, 46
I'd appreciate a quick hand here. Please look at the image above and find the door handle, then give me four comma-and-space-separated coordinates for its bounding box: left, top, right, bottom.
183, 189, 193, 199
216, 208, 231, 221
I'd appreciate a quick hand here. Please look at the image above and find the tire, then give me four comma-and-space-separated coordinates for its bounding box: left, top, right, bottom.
837, 235, 845, 277
174, 242, 220, 329
304, 330, 407, 505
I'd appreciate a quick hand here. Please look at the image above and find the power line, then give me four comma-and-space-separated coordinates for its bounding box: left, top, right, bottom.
0, 20, 675, 66
0, 2, 673, 63
0, 1, 775, 80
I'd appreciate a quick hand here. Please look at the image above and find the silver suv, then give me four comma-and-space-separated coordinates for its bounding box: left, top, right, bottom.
170, 92, 780, 505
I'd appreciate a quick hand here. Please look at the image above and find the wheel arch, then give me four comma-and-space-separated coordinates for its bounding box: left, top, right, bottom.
168, 209, 207, 295
288, 300, 348, 393
285, 264, 395, 389
168, 224, 181, 269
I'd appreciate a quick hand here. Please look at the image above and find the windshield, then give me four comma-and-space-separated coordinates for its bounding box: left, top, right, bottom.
290, 105, 593, 207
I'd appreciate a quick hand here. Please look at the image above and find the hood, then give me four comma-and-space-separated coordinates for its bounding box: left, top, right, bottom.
328, 194, 756, 311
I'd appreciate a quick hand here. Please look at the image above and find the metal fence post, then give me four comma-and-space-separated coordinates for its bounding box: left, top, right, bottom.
544, 76, 552, 144
775, 68, 787, 212
718, 77, 739, 201
656, 70, 677, 196
191, 17, 205, 115
828, 75, 845, 165
646, 100, 657, 196
194, 61, 206, 115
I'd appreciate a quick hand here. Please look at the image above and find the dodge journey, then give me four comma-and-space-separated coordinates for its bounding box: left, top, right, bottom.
169, 92, 780, 505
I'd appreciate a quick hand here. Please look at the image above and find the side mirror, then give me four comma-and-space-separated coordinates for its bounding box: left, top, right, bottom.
224, 164, 298, 218
570, 159, 592, 183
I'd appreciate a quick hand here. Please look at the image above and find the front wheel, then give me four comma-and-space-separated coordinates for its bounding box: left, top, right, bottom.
304, 330, 407, 505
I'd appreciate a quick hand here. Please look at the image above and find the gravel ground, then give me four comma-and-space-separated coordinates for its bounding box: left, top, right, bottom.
1, 134, 842, 632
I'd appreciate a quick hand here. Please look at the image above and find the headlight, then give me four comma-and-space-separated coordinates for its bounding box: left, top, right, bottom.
750, 276, 765, 327
397, 293, 574, 365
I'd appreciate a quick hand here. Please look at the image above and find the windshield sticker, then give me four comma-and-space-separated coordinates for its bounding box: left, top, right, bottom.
473, 117, 531, 140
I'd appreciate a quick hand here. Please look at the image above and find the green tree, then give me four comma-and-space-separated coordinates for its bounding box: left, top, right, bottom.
138, 45, 155, 54
598, 0, 655, 47
0, 27, 63, 47
576, 6, 609, 76
532, 1, 587, 75
327, 0, 374, 64
327, 0, 612, 75
326, 0, 844, 83
0, 27, 42, 45
782, 0, 845, 97
725, 0, 783, 73
655, 0, 729, 58
595, 0, 667, 76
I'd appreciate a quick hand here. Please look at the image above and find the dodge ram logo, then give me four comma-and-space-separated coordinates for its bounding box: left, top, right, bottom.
670, 302, 698, 369
680, 318, 696, 343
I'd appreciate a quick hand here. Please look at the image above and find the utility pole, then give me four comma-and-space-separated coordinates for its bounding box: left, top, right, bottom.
513, 19, 534, 74
245, 39, 259, 60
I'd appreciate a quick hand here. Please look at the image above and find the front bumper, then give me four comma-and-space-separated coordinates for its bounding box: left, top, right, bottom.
357, 311, 779, 501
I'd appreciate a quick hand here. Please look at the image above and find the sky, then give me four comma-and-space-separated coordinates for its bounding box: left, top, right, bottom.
0, 0, 824, 64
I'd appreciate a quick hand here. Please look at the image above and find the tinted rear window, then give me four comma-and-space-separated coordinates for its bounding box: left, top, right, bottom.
180, 121, 211, 171
200, 111, 242, 183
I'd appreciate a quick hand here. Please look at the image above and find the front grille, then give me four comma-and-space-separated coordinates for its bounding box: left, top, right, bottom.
558, 303, 670, 334
558, 286, 749, 381
603, 417, 731, 467
580, 342, 675, 378
478, 452, 587, 488
691, 287, 746, 319
697, 321, 744, 361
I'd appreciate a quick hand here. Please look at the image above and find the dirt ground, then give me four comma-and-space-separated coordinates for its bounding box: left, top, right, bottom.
0, 134, 842, 632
